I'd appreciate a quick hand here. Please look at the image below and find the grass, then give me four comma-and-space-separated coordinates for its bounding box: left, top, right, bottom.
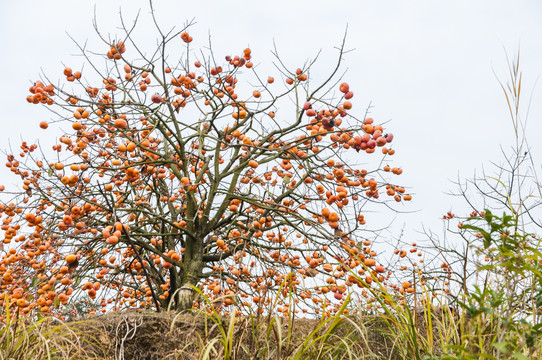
0, 295, 489, 359
0, 299, 105, 359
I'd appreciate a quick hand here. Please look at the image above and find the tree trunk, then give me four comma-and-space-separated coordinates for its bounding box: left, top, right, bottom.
176, 282, 196, 311
174, 261, 202, 311
174, 235, 203, 311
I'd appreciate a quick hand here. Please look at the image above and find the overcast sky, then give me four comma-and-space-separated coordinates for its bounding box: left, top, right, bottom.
1, 0, 542, 246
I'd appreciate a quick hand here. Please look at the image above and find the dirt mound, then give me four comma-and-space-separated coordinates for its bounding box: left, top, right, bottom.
64, 310, 424, 359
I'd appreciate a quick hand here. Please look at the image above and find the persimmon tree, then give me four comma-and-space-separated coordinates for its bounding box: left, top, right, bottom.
0, 16, 411, 317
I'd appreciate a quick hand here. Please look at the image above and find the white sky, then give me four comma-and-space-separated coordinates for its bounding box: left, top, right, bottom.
1, 0, 542, 248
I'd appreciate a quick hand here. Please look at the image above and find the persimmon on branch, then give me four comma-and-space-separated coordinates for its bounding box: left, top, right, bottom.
0, 14, 410, 318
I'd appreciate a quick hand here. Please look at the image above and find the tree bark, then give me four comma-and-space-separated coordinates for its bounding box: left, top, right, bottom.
174, 259, 202, 311
176, 283, 196, 311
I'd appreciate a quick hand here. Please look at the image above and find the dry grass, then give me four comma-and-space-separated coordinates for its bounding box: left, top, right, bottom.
57, 306, 453, 360
0, 314, 105, 359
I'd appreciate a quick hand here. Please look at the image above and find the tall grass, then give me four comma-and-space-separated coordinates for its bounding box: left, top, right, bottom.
0, 299, 102, 359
